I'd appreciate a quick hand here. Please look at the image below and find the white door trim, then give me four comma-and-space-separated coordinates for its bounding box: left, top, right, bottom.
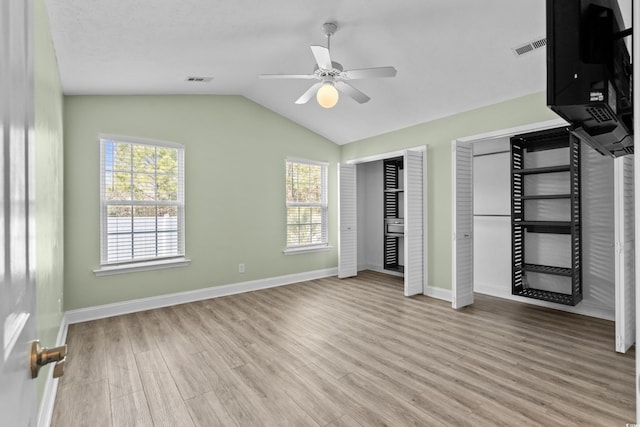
345, 145, 427, 165
454, 119, 568, 144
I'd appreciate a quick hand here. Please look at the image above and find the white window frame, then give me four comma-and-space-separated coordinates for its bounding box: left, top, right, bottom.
94, 134, 189, 276
283, 158, 330, 254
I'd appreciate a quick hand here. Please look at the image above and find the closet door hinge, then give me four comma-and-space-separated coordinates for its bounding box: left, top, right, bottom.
615, 241, 622, 254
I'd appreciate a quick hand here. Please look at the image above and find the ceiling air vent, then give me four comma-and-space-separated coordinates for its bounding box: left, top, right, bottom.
512, 37, 547, 56
185, 76, 213, 82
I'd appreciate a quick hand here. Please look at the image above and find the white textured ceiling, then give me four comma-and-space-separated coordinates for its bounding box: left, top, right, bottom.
45, 0, 552, 145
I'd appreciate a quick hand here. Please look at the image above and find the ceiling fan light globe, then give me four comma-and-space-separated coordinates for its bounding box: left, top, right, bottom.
317, 83, 339, 108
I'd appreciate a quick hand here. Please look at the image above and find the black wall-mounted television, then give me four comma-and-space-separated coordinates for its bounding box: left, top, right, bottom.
547, 0, 633, 157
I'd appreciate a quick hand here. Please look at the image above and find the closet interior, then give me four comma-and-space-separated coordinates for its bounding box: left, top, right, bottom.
357, 157, 405, 276
511, 128, 583, 306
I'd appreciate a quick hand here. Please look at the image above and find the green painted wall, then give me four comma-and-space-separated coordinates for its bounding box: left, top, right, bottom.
64, 95, 340, 310
34, 0, 65, 407
64, 92, 559, 310
341, 92, 559, 290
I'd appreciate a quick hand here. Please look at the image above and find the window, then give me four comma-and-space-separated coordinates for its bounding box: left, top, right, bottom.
285, 159, 328, 252
97, 135, 186, 271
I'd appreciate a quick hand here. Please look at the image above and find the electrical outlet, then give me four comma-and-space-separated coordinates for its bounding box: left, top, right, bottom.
238, 263, 245, 273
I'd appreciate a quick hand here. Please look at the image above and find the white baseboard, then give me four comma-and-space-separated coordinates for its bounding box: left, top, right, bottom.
358, 264, 450, 302
65, 268, 338, 324
475, 283, 614, 321
38, 314, 68, 427
424, 285, 452, 302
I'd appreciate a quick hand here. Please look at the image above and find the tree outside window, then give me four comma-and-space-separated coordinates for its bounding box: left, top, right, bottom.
100, 137, 185, 265
285, 159, 328, 248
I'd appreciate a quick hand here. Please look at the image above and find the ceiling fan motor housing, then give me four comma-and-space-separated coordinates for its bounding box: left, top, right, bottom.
314, 61, 344, 79
322, 22, 338, 37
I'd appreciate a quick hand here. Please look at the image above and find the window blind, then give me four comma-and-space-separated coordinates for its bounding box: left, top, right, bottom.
285, 158, 328, 248
99, 136, 185, 265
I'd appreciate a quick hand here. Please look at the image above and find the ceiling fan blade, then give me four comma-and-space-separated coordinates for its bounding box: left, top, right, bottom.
310, 45, 332, 69
334, 81, 370, 104
295, 82, 324, 104
259, 74, 317, 80
342, 66, 397, 80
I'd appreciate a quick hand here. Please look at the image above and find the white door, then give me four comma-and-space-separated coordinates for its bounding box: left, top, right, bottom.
451, 140, 474, 308
614, 155, 635, 353
0, 0, 38, 424
404, 150, 425, 296
338, 163, 357, 278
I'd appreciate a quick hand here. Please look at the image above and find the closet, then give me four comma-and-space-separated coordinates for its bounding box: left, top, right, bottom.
452, 120, 634, 353
355, 159, 405, 275
467, 129, 610, 312
339, 149, 426, 296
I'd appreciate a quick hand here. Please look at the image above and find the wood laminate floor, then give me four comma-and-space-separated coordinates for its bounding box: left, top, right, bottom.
52, 271, 635, 426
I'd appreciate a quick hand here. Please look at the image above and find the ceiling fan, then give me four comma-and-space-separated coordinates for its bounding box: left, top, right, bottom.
259, 22, 397, 108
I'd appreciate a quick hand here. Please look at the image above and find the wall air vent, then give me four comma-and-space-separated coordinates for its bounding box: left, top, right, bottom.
185, 76, 213, 82
512, 37, 547, 56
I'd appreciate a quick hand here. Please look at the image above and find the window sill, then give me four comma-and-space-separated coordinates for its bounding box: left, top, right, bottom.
94, 257, 191, 276
283, 245, 332, 255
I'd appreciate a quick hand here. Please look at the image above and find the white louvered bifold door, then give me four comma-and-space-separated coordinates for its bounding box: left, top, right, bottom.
615, 155, 635, 353
452, 140, 474, 308
338, 163, 357, 278
404, 150, 425, 296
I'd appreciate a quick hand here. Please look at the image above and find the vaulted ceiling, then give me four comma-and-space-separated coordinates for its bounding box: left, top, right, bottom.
44, 0, 625, 145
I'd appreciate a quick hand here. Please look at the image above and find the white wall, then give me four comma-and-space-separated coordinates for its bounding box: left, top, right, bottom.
357, 161, 384, 271
472, 137, 615, 319
473, 137, 511, 295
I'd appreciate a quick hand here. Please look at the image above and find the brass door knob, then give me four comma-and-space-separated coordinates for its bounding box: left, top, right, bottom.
30, 340, 67, 379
